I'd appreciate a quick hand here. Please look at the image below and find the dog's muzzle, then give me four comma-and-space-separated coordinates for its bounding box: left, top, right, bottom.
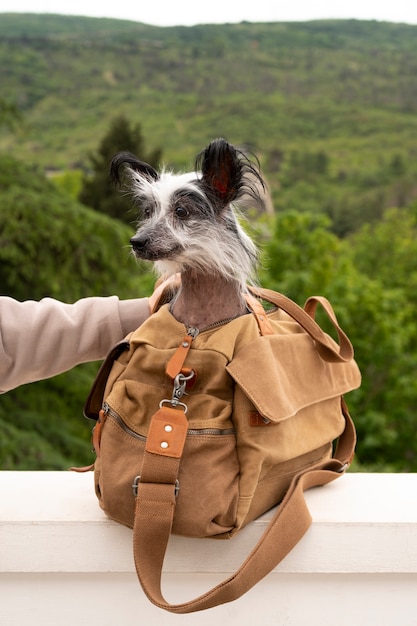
130, 234, 182, 261
130, 235, 150, 255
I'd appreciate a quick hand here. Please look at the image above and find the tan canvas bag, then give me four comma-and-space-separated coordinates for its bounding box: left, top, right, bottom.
84, 286, 361, 613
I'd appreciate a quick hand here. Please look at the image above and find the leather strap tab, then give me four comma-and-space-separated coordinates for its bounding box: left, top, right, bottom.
145, 405, 188, 459
244, 293, 274, 336
69, 463, 95, 473
92, 408, 107, 457
166, 335, 193, 380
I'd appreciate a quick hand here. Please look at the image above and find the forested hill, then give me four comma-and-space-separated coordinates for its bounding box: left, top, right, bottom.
1, 14, 417, 473
1, 14, 417, 177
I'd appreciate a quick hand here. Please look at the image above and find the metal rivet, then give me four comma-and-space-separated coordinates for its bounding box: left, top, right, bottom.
160, 441, 169, 449
164, 425, 173, 432
182, 341, 189, 348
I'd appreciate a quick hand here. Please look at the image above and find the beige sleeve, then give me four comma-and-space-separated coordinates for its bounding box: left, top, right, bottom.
0, 295, 150, 393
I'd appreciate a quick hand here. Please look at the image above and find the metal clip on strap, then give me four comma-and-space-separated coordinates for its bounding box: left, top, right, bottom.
159, 369, 195, 413
133, 475, 180, 498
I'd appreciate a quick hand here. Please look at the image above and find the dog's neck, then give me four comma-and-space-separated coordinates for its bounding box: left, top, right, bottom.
170, 271, 247, 331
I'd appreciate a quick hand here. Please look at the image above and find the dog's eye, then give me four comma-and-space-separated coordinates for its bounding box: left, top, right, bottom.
175, 206, 189, 219
142, 207, 152, 219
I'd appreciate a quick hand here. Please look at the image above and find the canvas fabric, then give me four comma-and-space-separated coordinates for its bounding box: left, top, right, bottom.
84, 287, 360, 612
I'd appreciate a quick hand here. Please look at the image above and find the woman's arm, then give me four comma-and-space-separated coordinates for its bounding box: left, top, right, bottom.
0, 295, 150, 393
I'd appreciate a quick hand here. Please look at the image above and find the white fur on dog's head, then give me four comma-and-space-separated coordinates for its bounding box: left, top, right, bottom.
110, 138, 265, 291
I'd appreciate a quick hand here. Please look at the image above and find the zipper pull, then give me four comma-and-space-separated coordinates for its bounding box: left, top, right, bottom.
165, 328, 198, 380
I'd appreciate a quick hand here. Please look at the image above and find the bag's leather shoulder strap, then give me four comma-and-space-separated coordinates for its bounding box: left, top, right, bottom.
132, 402, 356, 614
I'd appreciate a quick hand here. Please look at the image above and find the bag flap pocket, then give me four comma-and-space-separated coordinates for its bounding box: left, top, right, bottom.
226, 334, 361, 423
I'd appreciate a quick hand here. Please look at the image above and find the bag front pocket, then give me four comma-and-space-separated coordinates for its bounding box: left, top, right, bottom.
97, 407, 239, 537
172, 429, 239, 537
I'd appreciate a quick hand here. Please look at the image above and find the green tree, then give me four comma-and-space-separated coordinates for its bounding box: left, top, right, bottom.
0, 154, 156, 470
0, 176, 152, 302
349, 207, 417, 304
328, 271, 417, 472
259, 208, 417, 471
343, 207, 417, 470
0, 98, 22, 131
79, 115, 162, 224
259, 210, 341, 300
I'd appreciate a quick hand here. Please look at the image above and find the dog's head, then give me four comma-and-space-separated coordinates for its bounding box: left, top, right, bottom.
110, 138, 265, 286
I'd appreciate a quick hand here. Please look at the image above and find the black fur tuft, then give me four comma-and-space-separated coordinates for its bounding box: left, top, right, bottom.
195, 138, 265, 209
110, 151, 159, 187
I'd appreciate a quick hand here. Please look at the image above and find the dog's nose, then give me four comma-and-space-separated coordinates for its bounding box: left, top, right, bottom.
130, 235, 149, 252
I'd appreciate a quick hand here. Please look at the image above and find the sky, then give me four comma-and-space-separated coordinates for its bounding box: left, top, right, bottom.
1, 0, 417, 27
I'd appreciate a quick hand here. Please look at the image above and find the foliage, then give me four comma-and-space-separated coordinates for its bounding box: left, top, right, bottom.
1, 16, 417, 234
1, 151, 416, 471
1, 15, 417, 472
52, 169, 83, 199
0, 155, 156, 302
258, 211, 341, 298
0, 367, 97, 469
0, 153, 155, 469
259, 208, 417, 472
349, 207, 417, 304
0, 97, 23, 131
79, 115, 162, 224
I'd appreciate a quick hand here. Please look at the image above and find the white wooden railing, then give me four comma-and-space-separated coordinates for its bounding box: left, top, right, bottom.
1, 471, 416, 625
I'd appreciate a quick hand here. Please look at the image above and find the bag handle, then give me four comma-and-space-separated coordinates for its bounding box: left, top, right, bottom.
132, 402, 356, 614
149, 278, 354, 363
247, 286, 354, 362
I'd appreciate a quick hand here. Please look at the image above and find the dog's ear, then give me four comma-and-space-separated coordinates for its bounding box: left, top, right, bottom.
110, 151, 159, 186
197, 138, 242, 207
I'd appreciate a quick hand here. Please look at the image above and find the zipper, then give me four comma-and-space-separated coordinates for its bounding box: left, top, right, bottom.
103, 402, 147, 441
103, 402, 235, 438
186, 427, 236, 435
186, 311, 249, 336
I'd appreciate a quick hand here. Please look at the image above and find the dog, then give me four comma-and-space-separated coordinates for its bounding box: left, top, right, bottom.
110, 138, 266, 332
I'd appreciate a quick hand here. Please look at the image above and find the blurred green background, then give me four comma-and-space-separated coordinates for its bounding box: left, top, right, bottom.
1, 15, 416, 471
